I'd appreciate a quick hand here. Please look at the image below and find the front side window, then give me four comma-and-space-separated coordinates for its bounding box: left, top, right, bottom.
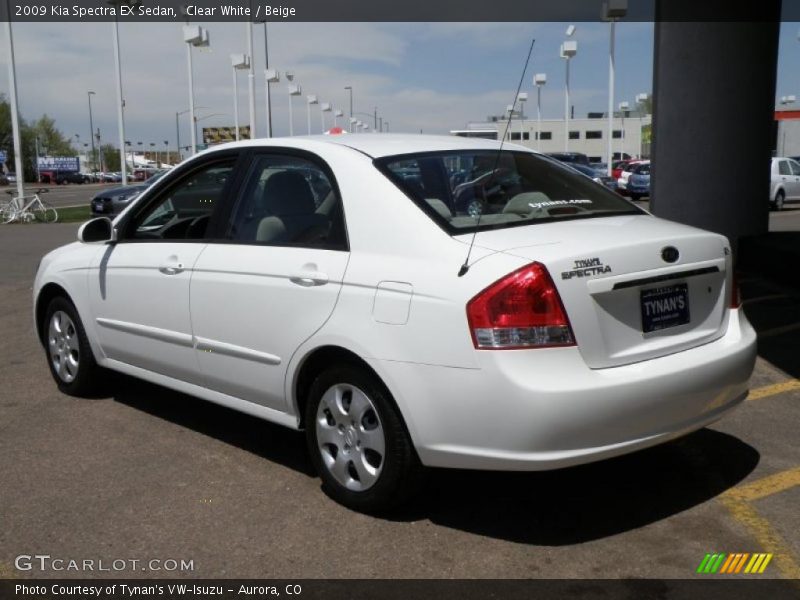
377, 150, 643, 234
225, 154, 346, 249
129, 160, 235, 240
790, 160, 800, 176
779, 160, 791, 176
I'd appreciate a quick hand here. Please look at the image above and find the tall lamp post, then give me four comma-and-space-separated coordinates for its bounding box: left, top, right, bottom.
259, 21, 279, 137
87, 91, 97, 172
780, 95, 796, 155
618, 101, 629, 159
603, 0, 627, 175
4, 13, 24, 200
635, 92, 649, 158
560, 25, 577, 152
534, 73, 546, 152
306, 95, 318, 135
344, 86, 353, 131
231, 53, 250, 141
517, 92, 528, 143
246, 21, 256, 137
110, 6, 128, 185
183, 25, 210, 156
333, 109, 343, 128
287, 78, 301, 136
320, 103, 332, 133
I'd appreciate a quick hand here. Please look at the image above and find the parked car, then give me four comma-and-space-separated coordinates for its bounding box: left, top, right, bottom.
546, 151, 591, 166
625, 161, 651, 200
769, 156, 800, 211
568, 162, 619, 193
55, 171, 88, 185
6, 172, 17, 184
617, 160, 647, 194
90, 169, 169, 216
35, 135, 756, 512
612, 159, 636, 180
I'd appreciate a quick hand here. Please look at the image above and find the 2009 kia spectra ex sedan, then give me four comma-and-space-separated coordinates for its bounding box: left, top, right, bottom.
34, 134, 757, 512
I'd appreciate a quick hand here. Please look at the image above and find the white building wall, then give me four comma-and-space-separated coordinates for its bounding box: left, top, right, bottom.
453, 116, 652, 162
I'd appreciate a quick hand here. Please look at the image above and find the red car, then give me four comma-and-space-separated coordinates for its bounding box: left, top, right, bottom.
612, 159, 636, 180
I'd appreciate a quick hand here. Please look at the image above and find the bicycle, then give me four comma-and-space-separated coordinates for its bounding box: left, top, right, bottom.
1, 188, 58, 224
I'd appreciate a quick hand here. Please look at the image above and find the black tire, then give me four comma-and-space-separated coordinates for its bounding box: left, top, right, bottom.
305, 363, 422, 513
42, 296, 107, 396
774, 190, 785, 211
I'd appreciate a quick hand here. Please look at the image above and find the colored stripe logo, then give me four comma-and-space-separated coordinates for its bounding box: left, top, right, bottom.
697, 553, 773, 574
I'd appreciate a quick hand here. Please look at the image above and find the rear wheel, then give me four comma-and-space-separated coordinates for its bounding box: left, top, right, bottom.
305, 363, 421, 513
43, 296, 105, 396
774, 189, 785, 211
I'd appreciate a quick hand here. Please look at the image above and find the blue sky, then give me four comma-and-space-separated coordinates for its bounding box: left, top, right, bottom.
0, 21, 794, 151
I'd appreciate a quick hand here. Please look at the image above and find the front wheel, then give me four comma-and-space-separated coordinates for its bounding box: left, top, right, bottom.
43, 296, 105, 396
305, 364, 422, 513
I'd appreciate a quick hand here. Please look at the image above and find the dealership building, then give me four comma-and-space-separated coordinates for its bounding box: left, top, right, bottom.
451, 108, 651, 163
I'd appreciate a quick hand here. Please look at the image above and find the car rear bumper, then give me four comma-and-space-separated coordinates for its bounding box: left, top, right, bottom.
370, 308, 756, 471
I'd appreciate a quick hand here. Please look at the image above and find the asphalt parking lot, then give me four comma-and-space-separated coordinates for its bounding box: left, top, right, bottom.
1, 220, 799, 581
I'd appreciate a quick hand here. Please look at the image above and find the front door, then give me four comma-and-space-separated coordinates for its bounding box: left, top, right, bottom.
88, 157, 238, 383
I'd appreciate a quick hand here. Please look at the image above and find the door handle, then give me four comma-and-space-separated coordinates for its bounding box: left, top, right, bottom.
289, 271, 329, 287
159, 261, 184, 275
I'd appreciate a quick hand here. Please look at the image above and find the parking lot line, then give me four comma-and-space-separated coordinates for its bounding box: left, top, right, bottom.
748, 380, 800, 401
719, 467, 800, 580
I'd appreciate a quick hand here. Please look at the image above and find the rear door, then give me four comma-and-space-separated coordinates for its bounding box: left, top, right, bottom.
189, 150, 349, 411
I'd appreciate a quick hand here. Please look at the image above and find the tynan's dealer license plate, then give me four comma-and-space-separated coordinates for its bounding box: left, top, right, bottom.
641, 283, 690, 333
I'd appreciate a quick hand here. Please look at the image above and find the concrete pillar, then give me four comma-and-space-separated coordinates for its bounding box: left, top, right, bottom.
650, 9, 780, 250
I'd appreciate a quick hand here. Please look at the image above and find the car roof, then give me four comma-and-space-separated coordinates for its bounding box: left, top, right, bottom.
199, 134, 531, 160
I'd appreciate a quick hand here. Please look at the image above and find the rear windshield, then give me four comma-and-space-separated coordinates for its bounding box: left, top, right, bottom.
376, 150, 642, 234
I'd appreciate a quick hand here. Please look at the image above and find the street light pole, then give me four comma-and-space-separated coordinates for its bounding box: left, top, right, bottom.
87, 91, 97, 172
560, 26, 577, 153
260, 21, 279, 138
517, 93, 528, 144
306, 95, 318, 135
344, 86, 353, 131
603, 0, 627, 173
245, 22, 256, 138
534, 74, 546, 152
231, 54, 250, 141
183, 25, 209, 156
619, 101, 629, 159
111, 18, 128, 184
287, 79, 301, 136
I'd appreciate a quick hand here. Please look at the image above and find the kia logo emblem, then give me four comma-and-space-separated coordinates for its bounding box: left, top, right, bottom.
661, 246, 680, 263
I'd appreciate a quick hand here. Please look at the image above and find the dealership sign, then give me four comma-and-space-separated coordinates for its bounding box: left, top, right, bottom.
203, 126, 251, 144
37, 156, 80, 172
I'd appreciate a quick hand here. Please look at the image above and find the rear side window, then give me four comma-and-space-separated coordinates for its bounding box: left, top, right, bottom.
377, 150, 642, 234
225, 154, 346, 249
635, 163, 651, 175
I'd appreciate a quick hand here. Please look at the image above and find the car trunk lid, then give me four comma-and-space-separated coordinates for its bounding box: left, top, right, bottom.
456, 215, 732, 368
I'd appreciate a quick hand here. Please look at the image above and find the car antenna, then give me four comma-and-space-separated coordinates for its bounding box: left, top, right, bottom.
458, 37, 536, 278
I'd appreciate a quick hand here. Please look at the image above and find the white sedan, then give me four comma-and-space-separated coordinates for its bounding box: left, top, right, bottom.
34, 135, 757, 512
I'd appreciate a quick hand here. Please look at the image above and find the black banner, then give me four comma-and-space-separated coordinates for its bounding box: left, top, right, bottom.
2, 580, 800, 600
0, 0, 794, 23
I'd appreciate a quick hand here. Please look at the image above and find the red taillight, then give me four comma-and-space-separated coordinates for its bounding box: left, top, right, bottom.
467, 262, 575, 349
730, 272, 742, 309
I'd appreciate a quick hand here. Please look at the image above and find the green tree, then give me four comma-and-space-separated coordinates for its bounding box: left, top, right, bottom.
99, 143, 120, 172
1, 94, 79, 181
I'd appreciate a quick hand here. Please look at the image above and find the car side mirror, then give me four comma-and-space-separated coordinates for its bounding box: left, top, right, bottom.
78, 217, 116, 243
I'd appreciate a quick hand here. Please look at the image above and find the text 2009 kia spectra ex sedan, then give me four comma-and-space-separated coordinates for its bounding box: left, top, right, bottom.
34, 134, 757, 512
